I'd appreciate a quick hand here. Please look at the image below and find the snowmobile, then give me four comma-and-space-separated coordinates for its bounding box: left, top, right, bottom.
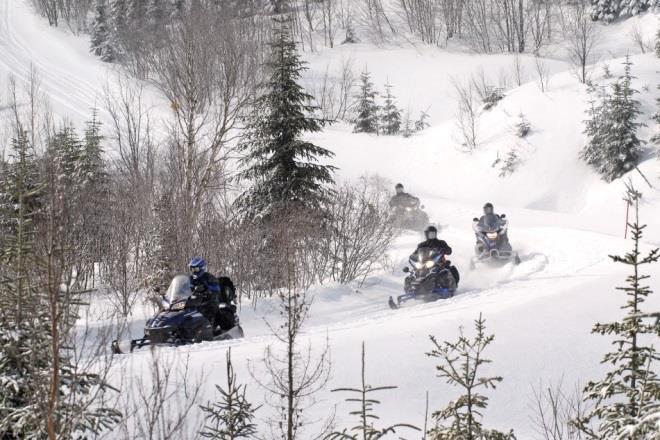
388, 247, 457, 310
111, 275, 244, 354
392, 199, 430, 231
470, 214, 521, 268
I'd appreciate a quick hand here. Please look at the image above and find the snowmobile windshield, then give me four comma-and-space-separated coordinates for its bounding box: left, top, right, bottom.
479, 214, 503, 232
413, 247, 442, 262
166, 275, 193, 303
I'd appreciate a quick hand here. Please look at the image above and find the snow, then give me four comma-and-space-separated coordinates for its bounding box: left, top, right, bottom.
1, 1, 660, 438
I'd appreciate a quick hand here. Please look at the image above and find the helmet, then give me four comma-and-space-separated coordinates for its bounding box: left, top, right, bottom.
483, 203, 494, 215
424, 225, 438, 240
189, 257, 207, 279
395, 183, 404, 194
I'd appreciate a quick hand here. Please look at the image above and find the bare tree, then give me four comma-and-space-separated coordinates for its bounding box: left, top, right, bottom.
462, 0, 493, 53
532, 380, 589, 440
398, 0, 442, 45
452, 77, 480, 151
251, 210, 333, 440
147, 4, 256, 254
321, 177, 398, 285
356, 0, 397, 44
307, 57, 357, 121
565, 1, 601, 84
512, 52, 526, 86
114, 351, 204, 440
321, 0, 339, 48
534, 54, 550, 92
104, 76, 156, 191
630, 23, 654, 54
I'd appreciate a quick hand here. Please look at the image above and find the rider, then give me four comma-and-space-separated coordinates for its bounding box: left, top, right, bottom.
475, 203, 510, 250
389, 183, 420, 210
415, 226, 460, 284
189, 257, 236, 331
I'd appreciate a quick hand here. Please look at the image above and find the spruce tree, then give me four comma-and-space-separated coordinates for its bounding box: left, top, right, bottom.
402, 108, 413, 138
111, 0, 128, 58
353, 69, 380, 134
580, 56, 644, 183
235, 17, 336, 218
574, 185, 660, 439
200, 349, 258, 439
415, 109, 430, 132
325, 342, 420, 439
427, 314, 515, 440
91, 0, 116, 62
591, 0, 654, 22
381, 82, 401, 135
0, 131, 120, 438
591, 0, 622, 22
514, 112, 530, 138
80, 111, 111, 275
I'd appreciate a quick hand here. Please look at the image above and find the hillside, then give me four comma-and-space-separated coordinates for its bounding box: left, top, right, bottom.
1, 1, 659, 438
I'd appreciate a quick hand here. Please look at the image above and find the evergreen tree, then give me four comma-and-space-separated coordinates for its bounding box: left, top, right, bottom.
200, 349, 259, 439
146, 0, 168, 42
514, 113, 530, 138
591, 0, 622, 23
621, 0, 654, 17
574, 185, 660, 439
402, 108, 413, 138
80, 111, 111, 273
381, 82, 401, 135
591, 0, 654, 22
353, 69, 380, 134
235, 17, 336, 218
427, 314, 516, 440
111, 0, 128, 58
498, 149, 521, 177
415, 109, 430, 132
325, 342, 420, 439
580, 56, 644, 183
0, 131, 120, 438
91, 0, 116, 62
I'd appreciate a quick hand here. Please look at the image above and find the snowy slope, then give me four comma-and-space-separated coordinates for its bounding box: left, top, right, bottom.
2, 1, 660, 438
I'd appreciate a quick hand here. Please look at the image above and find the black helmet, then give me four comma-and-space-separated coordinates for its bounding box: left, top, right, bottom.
424, 225, 438, 240
395, 183, 404, 194
483, 203, 494, 215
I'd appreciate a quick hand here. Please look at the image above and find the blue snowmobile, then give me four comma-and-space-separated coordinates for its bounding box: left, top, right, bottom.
470, 213, 521, 268
388, 247, 457, 310
111, 275, 244, 354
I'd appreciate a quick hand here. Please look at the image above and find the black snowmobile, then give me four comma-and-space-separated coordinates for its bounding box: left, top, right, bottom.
111, 275, 244, 354
391, 197, 430, 231
388, 247, 457, 310
470, 214, 520, 268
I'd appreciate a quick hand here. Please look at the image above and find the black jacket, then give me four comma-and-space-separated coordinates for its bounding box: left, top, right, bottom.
415, 239, 452, 256
191, 272, 236, 304
389, 192, 420, 209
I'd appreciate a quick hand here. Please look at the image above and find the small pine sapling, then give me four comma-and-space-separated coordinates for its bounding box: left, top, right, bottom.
514, 113, 530, 138
482, 87, 504, 111
325, 342, 420, 439
200, 349, 259, 439
427, 314, 516, 440
573, 184, 660, 439
415, 109, 430, 132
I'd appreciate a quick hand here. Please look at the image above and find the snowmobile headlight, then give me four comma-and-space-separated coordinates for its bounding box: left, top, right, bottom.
424, 260, 435, 269
171, 301, 186, 311
413, 261, 424, 269
486, 232, 498, 240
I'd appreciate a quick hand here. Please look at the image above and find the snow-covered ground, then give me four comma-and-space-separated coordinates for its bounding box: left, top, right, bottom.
2, 1, 660, 437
